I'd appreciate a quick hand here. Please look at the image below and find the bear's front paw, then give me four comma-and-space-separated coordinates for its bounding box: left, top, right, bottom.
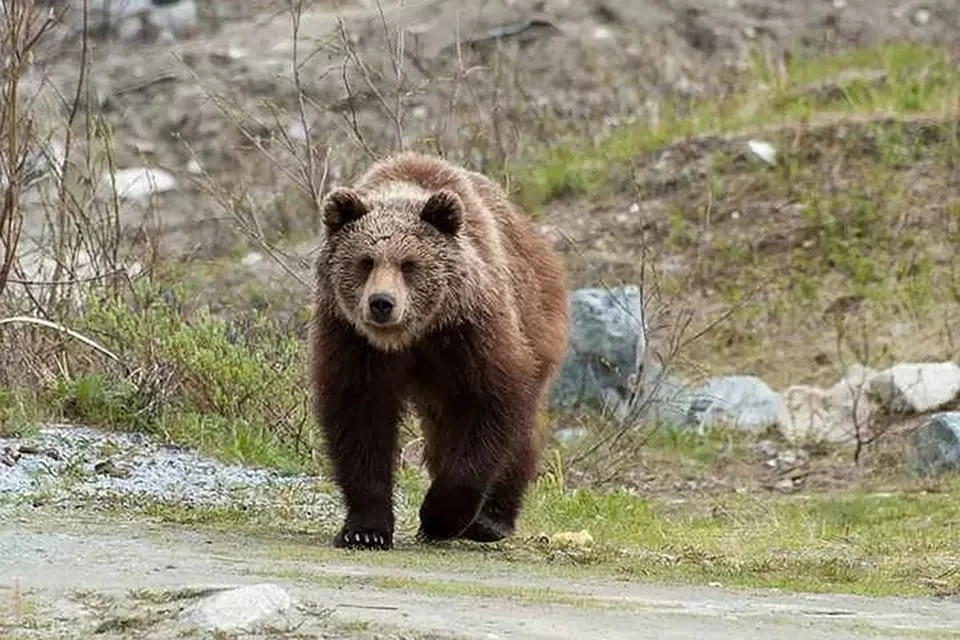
334, 525, 393, 550
417, 483, 485, 542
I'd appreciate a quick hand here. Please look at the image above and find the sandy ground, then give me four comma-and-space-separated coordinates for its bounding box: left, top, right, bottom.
2, 511, 960, 639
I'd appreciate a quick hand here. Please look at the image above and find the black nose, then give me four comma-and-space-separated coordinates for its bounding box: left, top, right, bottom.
368, 293, 396, 323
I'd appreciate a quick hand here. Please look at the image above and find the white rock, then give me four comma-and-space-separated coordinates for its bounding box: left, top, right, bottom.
777, 366, 879, 445
868, 362, 960, 414
103, 167, 177, 203
747, 139, 777, 165
241, 252, 264, 268
181, 583, 293, 632
912, 8, 931, 26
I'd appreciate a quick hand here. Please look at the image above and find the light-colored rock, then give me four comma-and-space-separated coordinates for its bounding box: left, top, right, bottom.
630, 359, 692, 428
910, 413, 960, 476
68, 0, 199, 40
776, 364, 878, 444
549, 285, 646, 417
868, 361, 960, 414
101, 167, 177, 203
685, 375, 780, 434
747, 139, 777, 165
180, 583, 293, 632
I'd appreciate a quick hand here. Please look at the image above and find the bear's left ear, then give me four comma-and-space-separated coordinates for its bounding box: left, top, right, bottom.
321, 187, 368, 233
420, 190, 463, 235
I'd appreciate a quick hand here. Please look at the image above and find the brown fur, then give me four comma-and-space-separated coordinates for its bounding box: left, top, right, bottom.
309, 152, 569, 549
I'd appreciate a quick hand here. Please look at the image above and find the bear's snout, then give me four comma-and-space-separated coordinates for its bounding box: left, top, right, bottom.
367, 293, 397, 324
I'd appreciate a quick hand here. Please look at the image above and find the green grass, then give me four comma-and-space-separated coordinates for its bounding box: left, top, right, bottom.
508, 42, 958, 210
518, 476, 960, 596
9, 278, 318, 475
105, 465, 960, 599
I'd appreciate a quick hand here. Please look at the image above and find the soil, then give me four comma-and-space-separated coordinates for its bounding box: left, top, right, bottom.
3, 510, 960, 639
22, 0, 960, 261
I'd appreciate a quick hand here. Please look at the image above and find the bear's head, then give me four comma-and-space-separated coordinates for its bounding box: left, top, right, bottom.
318, 185, 466, 352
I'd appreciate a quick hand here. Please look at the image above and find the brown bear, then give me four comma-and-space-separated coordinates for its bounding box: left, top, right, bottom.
308, 152, 569, 550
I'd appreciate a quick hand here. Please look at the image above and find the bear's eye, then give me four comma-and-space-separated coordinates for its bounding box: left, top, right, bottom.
358, 257, 374, 272
400, 260, 416, 275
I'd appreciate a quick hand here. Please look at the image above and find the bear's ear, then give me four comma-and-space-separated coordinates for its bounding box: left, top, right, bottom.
420, 190, 463, 235
321, 187, 368, 233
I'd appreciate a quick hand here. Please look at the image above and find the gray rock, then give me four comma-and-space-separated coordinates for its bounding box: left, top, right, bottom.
629, 359, 693, 428
685, 375, 780, 434
67, 0, 198, 42
181, 583, 293, 632
869, 362, 960, 414
910, 413, 960, 476
549, 285, 646, 416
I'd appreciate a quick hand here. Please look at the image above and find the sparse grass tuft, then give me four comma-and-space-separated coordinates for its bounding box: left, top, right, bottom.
509, 42, 958, 211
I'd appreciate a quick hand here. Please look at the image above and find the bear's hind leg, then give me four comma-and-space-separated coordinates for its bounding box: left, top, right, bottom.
460, 434, 538, 543
417, 402, 538, 544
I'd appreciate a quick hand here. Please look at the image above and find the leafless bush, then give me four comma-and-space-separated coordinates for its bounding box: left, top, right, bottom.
0, 0, 155, 390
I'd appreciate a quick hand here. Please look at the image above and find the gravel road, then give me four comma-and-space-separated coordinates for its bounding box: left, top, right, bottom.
3, 509, 960, 639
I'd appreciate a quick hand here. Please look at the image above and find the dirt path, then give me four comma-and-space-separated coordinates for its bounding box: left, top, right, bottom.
2, 512, 959, 639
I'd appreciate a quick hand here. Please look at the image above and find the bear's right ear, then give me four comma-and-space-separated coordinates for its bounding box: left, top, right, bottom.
321, 188, 368, 233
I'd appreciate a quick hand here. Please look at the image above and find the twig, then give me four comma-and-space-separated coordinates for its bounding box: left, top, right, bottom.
0, 315, 123, 364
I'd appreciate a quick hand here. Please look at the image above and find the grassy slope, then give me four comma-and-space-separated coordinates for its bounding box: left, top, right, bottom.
512, 42, 959, 388
2, 42, 959, 599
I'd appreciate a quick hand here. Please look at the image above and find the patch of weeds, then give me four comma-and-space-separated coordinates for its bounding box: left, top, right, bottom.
518, 475, 960, 596
0, 390, 39, 438
510, 42, 958, 209
28, 279, 319, 475
128, 587, 225, 605
0, 587, 45, 631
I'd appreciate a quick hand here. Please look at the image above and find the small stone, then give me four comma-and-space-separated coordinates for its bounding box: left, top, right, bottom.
554, 428, 589, 445
286, 122, 308, 142
774, 478, 796, 492
747, 139, 777, 165
911, 7, 931, 26
910, 413, 960, 476
186, 159, 203, 174
94, 459, 131, 479
104, 167, 177, 203
628, 203, 640, 214
868, 362, 960, 414
181, 583, 293, 632
241, 252, 264, 268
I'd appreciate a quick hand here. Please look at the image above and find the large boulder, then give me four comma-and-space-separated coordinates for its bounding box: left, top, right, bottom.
549, 285, 646, 418
684, 375, 780, 435
776, 364, 878, 445
868, 362, 960, 414
910, 413, 960, 476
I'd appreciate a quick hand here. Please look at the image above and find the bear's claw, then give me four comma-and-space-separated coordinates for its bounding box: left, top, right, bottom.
334, 527, 392, 550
